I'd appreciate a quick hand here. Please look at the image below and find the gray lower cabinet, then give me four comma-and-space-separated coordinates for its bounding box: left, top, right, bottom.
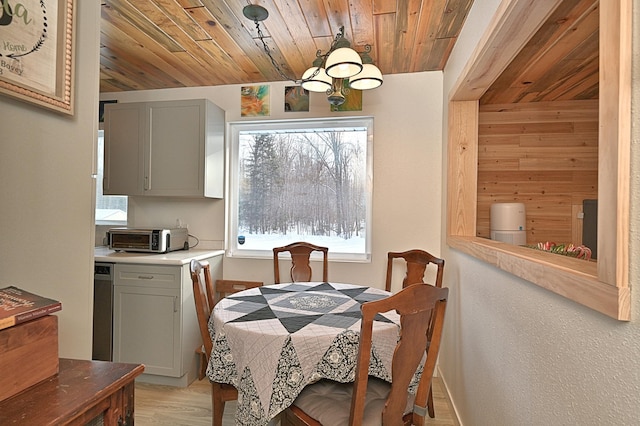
112, 256, 222, 386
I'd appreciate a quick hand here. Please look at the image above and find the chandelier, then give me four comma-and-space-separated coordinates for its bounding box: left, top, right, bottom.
243, 4, 383, 106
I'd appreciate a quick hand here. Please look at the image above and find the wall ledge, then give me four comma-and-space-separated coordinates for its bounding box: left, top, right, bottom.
447, 236, 629, 321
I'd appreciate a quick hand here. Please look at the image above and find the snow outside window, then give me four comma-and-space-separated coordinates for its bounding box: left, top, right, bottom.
227, 117, 373, 262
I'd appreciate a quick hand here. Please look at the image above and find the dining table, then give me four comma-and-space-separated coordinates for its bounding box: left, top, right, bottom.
206, 281, 413, 425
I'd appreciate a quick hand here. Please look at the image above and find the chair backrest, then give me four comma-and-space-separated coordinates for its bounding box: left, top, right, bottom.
273, 241, 328, 283
350, 284, 449, 426
385, 249, 445, 292
190, 260, 264, 357
214, 279, 264, 306
190, 259, 213, 358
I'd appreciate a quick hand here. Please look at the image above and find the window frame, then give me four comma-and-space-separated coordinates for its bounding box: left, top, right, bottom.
226, 117, 374, 262
446, 0, 631, 320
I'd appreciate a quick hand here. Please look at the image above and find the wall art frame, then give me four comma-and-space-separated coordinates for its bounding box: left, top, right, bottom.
241, 85, 270, 117
0, 0, 76, 115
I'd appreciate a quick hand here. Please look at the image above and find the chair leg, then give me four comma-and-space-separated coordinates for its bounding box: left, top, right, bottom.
427, 383, 435, 418
212, 382, 226, 426
197, 349, 207, 380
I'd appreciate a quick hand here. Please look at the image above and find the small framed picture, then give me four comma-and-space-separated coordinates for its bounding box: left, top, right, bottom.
284, 86, 309, 112
241, 85, 270, 116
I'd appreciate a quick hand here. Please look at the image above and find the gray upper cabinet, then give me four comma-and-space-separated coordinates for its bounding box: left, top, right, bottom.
103, 99, 225, 198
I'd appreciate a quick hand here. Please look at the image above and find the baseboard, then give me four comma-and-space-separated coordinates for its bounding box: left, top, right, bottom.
135, 371, 194, 388
436, 365, 463, 426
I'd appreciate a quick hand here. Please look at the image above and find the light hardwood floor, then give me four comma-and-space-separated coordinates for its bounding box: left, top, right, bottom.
134, 376, 458, 425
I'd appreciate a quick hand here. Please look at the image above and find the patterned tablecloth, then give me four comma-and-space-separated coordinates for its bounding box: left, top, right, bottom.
207, 282, 402, 425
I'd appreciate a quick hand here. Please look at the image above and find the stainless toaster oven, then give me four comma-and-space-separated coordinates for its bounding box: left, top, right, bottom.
107, 228, 189, 253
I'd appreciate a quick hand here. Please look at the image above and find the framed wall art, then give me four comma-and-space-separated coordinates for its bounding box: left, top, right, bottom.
284, 86, 309, 112
241, 85, 270, 117
0, 0, 76, 115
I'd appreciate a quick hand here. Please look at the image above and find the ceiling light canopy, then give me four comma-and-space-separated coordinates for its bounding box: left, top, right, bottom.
243, 4, 383, 106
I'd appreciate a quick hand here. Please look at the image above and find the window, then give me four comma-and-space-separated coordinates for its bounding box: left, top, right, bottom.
228, 117, 373, 261
95, 130, 127, 224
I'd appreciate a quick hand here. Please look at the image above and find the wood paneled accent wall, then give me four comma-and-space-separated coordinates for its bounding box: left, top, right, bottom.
477, 99, 598, 245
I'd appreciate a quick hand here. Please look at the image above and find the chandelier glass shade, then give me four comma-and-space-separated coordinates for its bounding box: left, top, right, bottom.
325, 48, 363, 79
300, 67, 332, 92
243, 4, 383, 106
349, 63, 383, 90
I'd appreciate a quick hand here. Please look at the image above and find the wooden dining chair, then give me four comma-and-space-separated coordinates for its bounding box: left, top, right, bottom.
282, 283, 449, 426
273, 241, 328, 283
190, 259, 263, 426
195, 276, 264, 381
385, 249, 445, 418
385, 249, 445, 292
213, 279, 264, 306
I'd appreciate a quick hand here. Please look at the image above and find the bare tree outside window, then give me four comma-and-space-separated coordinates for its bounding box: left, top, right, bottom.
229, 118, 372, 260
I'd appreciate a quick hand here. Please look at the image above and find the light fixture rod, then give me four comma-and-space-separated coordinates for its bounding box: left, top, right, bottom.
243, 4, 359, 85
243, 3, 382, 106
245, 4, 301, 83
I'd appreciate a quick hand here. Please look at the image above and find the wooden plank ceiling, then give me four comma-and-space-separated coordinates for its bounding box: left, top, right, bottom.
100, 0, 599, 104
100, 0, 475, 92
481, 0, 599, 105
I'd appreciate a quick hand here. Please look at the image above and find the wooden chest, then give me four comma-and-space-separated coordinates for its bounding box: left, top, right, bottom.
0, 315, 59, 402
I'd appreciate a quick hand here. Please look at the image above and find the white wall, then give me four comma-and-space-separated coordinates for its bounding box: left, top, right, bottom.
0, 2, 100, 358
440, 2, 640, 425
100, 71, 444, 288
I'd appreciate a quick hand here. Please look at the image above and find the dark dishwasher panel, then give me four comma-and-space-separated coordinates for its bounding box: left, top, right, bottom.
93, 262, 114, 361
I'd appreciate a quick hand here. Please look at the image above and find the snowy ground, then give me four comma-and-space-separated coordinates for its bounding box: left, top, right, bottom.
235, 231, 365, 254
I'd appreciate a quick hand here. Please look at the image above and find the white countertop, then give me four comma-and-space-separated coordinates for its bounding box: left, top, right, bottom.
94, 246, 224, 265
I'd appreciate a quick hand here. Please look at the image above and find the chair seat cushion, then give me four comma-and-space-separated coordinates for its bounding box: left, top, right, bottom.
291, 378, 415, 425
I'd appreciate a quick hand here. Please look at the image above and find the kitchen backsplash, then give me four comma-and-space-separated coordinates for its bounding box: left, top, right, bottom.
95, 197, 225, 251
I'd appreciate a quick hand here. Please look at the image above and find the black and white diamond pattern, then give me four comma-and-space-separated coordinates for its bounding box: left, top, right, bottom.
225, 282, 394, 333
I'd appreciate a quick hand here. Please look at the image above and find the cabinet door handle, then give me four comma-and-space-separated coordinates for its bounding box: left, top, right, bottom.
138, 275, 154, 280
144, 175, 150, 190
173, 296, 178, 313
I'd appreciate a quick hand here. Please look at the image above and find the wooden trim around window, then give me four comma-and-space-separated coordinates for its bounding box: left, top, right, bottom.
446, 0, 631, 320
